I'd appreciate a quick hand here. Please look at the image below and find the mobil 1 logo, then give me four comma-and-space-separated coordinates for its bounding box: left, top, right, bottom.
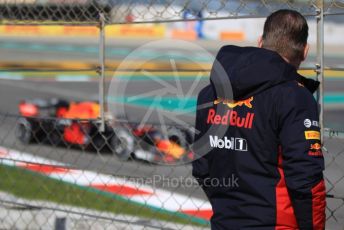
209, 135, 248, 151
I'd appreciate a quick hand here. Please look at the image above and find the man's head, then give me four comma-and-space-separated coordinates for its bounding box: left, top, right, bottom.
258, 9, 309, 68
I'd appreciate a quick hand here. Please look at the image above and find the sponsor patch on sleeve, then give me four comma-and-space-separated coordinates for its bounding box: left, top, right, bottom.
304, 119, 319, 128
305, 131, 320, 140
308, 142, 323, 157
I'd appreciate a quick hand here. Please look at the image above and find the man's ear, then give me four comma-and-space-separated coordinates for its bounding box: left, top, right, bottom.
302, 43, 310, 61
258, 36, 263, 48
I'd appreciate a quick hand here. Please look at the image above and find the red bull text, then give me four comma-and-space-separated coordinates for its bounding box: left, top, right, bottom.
207, 109, 254, 129
208, 97, 255, 129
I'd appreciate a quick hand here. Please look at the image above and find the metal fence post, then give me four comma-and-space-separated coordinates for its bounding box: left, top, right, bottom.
98, 13, 106, 132
316, 0, 324, 144
54, 217, 67, 230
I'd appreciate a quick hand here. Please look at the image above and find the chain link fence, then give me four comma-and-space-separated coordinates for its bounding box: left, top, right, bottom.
0, 0, 344, 229
0, 0, 344, 24
323, 129, 344, 229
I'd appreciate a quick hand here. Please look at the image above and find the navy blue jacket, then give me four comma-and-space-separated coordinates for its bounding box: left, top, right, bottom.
192, 46, 326, 229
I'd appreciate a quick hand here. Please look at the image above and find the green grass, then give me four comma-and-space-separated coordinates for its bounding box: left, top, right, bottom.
0, 164, 208, 226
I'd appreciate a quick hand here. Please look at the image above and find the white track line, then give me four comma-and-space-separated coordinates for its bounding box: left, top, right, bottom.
0, 146, 212, 220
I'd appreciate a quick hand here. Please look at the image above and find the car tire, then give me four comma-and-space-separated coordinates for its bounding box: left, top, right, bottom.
92, 134, 107, 152
111, 127, 134, 160
16, 118, 33, 144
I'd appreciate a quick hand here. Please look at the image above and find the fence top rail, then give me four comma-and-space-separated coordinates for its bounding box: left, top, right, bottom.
0, 0, 344, 25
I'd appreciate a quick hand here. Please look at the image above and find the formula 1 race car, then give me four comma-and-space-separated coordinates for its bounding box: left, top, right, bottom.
16, 98, 194, 164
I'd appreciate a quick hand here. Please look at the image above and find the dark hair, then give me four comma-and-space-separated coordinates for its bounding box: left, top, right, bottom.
262, 9, 308, 65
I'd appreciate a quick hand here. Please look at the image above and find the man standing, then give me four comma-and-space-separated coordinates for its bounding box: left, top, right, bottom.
192, 10, 326, 229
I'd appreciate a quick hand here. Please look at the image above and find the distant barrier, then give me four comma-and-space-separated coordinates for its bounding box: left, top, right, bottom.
0, 24, 166, 39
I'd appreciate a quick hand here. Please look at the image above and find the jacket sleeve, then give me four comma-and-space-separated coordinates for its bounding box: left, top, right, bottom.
278, 84, 326, 230
192, 91, 211, 199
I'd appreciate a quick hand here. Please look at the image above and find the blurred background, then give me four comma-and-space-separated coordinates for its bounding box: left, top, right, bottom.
0, 0, 344, 229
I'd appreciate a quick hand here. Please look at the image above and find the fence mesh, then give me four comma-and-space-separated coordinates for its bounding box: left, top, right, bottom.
324, 129, 344, 228
0, 112, 206, 229
0, 0, 344, 25
0, 0, 344, 229
1, 113, 344, 229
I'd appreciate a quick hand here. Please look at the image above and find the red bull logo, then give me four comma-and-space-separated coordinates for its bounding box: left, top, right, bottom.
214, 97, 254, 109
207, 109, 255, 129
308, 142, 323, 157
310, 143, 321, 150
210, 97, 254, 129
